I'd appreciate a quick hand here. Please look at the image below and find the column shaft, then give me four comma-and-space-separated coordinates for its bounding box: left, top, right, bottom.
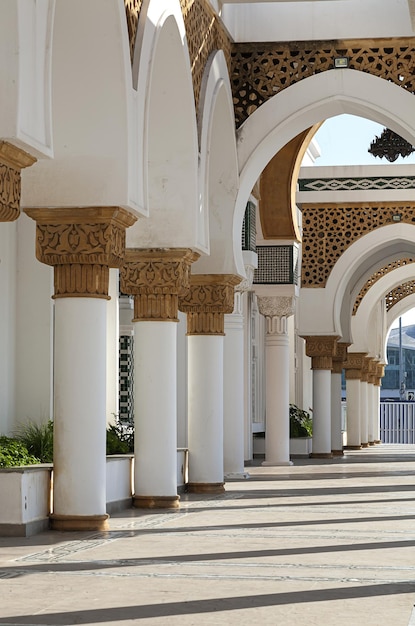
313, 369, 332, 456
360, 381, 369, 446
331, 371, 343, 455
345, 378, 361, 448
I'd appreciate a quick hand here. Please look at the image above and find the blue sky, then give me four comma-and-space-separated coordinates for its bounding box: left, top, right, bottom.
312, 115, 415, 330
313, 114, 415, 167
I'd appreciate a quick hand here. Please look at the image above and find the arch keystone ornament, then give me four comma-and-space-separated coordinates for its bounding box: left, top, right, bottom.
0, 141, 36, 222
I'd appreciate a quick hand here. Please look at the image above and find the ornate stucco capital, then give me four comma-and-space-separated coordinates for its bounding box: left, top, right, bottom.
25, 207, 137, 299
121, 248, 199, 321
257, 295, 296, 335
332, 341, 350, 373
344, 352, 368, 381
236, 263, 256, 293
302, 335, 340, 370
179, 274, 241, 335
0, 142, 37, 222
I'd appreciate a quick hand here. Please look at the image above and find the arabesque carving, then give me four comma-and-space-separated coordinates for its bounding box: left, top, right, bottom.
232, 39, 415, 126
179, 274, 241, 334
344, 352, 367, 380
121, 248, 199, 321
25, 207, 137, 299
301, 202, 415, 287
303, 335, 339, 370
0, 141, 36, 222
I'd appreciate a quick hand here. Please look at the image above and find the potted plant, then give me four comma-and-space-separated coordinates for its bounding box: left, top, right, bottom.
289, 404, 313, 457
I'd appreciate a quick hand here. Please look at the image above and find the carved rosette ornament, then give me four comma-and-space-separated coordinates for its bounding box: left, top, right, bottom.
121, 249, 199, 321
257, 295, 295, 335
179, 274, 241, 335
25, 207, 137, 298
0, 142, 36, 222
344, 352, 368, 381
303, 335, 340, 370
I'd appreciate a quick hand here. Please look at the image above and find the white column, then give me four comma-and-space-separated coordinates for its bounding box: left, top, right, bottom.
224, 291, 249, 478
345, 377, 361, 448
331, 367, 343, 455
257, 296, 295, 466
53, 298, 108, 522
180, 274, 240, 494
344, 353, 367, 450
133, 321, 178, 503
367, 379, 375, 444
373, 380, 382, 443
121, 248, 197, 509
188, 335, 224, 487
304, 336, 338, 458
360, 380, 369, 446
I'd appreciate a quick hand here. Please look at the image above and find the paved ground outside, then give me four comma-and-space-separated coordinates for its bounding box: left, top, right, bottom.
1, 444, 415, 625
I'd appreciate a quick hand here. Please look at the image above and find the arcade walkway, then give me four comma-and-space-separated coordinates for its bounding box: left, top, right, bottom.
1, 445, 415, 626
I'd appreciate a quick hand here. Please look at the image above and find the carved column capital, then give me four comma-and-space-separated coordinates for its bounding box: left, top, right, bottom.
367, 358, 379, 385
332, 341, 350, 374
344, 352, 368, 381
303, 335, 340, 370
361, 356, 371, 383
25, 207, 137, 299
257, 295, 295, 335
120, 248, 199, 321
0, 142, 37, 222
236, 264, 255, 293
179, 274, 241, 335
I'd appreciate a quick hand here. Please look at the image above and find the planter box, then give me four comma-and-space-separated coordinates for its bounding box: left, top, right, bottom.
290, 437, 312, 457
0, 465, 52, 537
106, 455, 134, 514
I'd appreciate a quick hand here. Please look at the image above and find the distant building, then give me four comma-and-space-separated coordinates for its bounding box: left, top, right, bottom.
382, 325, 415, 400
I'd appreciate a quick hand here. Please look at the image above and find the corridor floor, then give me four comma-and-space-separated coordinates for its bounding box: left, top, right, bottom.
1, 445, 415, 626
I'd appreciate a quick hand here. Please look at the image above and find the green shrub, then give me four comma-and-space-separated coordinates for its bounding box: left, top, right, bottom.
15, 420, 54, 463
0, 436, 40, 467
106, 423, 134, 454
289, 404, 313, 438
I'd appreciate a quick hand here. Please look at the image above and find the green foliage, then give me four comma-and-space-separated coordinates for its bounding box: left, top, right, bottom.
289, 404, 313, 438
15, 420, 54, 463
106, 423, 134, 454
0, 436, 40, 468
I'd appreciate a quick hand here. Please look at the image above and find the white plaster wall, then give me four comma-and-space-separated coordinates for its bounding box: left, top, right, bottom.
0, 223, 17, 435
0, 468, 51, 524
194, 51, 240, 274
15, 213, 53, 426
221, 0, 414, 42
21, 0, 140, 212
128, 0, 199, 248
0, 1, 54, 158
106, 456, 133, 505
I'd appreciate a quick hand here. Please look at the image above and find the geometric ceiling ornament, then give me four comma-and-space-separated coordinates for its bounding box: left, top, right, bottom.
368, 128, 415, 163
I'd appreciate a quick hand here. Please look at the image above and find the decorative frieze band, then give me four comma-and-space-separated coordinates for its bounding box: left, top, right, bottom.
179, 274, 241, 335
0, 142, 36, 222
25, 207, 137, 298
121, 248, 199, 322
303, 335, 339, 370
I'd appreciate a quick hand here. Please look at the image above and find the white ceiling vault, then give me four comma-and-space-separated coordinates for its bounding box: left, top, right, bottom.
209, 0, 415, 42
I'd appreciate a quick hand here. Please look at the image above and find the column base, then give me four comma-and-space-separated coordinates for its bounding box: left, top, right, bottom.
262, 460, 293, 466
368, 441, 375, 446
344, 445, 362, 450
310, 452, 333, 459
374, 440, 382, 444
224, 472, 250, 480
50, 513, 109, 532
361, 442, 370, 448
133, 495, 180, 509
187, 482, 225, 494
331, 449, 344, 456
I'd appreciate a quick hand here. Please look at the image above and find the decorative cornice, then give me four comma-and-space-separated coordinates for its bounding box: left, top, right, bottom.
303, 335, 340, 370
299, 176, 415, 192
25, 207, 137, 299
121, 248, 199, 322
0, 142, 37, 222
179, 274, 241, 335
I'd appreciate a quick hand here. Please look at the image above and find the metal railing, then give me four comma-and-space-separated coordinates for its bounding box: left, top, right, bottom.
380, 402, 415, 443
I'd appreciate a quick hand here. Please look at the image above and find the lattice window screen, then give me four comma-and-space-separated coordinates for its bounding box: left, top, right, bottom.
254, 245, 298, 285
119, 334, 134, 425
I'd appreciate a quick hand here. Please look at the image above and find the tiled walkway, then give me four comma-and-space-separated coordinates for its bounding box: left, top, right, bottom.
1, 445, 415, 625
